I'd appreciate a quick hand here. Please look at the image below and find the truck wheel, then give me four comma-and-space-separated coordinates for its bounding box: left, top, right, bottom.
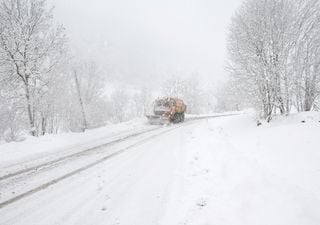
181, 113, 185, 122
173, 113, 180, 123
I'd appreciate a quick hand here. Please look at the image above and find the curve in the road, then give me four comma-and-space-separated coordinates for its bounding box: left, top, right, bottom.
0, 122, 190, 209
0, 114, 238, 209
0, 127, 161, 182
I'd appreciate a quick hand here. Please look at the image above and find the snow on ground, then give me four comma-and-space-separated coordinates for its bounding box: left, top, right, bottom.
0, 113, 235, 175
161, 112, 320, 225
185, 111, 242, 119
0, 112, 319, 225
0, 118, 153, 171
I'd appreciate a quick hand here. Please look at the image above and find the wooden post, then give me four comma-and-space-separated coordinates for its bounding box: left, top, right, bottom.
74, 70, 88, 132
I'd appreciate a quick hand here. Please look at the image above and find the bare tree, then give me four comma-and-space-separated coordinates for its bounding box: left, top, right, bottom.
111, 89, 129, 123
161, 76, 186, 98
181, 75, 204, 114
69, 61, 108, 130
291, 0, 320, 111
0, 0, 66, 135
133, 87, 151, 117
161, 74, 205, 114
227, 0, 320, 120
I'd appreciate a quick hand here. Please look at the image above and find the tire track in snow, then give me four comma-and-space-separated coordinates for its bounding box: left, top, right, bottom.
0, 114, 237, 209
0, 114, 236, 183
0, 122, 191, 209
0, 127, 160, 182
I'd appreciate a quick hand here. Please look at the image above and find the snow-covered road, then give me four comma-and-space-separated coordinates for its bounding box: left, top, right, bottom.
1, 113, 320, 225
0, 119, 202, 225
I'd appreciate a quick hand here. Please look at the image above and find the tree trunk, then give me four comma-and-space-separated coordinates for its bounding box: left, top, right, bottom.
303, 79, 313, 111
41, 113, 47, 135
277, 96, 285, 115
25, 81, 36, 136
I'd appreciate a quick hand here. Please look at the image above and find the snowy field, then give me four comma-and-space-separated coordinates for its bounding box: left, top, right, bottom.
0, 112, 320, 225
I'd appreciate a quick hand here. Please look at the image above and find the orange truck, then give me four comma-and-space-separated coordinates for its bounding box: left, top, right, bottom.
146, 97, 187, 125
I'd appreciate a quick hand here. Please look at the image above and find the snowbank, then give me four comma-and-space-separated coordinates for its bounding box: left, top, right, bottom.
0, 112, 239, 170
161, 111, 320, 225
0, 118, 152, 170
0, 112, 230, 170
1, 112, 319, 224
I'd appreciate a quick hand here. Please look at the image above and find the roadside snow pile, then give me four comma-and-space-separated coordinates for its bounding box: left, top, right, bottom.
162, 112, 320, 225
0, 113, 233, 173
185, 111, 243, 119
272, 111, 320, 124
216, 112, 320, 225
1, 112, 319, 225
0, 118, 151, 170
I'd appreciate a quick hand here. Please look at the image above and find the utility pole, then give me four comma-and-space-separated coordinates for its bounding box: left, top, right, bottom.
74, 70, 88, 132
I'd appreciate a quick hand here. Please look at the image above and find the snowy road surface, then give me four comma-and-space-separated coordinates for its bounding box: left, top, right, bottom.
1, 114, 320, 225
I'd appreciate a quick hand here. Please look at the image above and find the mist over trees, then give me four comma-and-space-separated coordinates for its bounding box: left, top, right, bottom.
227, 0, 320, 121
0, 0, 221, 143
161, 74, 210, 114
0, 1, 109, 141
3, 0, 319, 142
0, 0, 67, 139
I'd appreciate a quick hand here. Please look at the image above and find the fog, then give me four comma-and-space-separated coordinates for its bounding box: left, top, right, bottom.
51, 0, 240, 87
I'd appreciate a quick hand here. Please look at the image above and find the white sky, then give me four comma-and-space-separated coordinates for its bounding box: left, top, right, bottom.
50, 0, 241, 88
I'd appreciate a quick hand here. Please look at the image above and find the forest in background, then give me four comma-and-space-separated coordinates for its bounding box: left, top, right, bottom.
1, 0, 320, 142
0, 0, 219, 142
226, 0, 320, 121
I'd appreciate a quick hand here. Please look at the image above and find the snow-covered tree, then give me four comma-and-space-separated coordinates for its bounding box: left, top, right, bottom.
227, 0, 320, 120
132, 87, 152, 117
161, 76, 186, 98
64, 60, 109, 131
182, 75, 204, 114
0, 0, 66, 135
110, 89, 129, 123
291, 0, 320, 111
161, 74, 205, 114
